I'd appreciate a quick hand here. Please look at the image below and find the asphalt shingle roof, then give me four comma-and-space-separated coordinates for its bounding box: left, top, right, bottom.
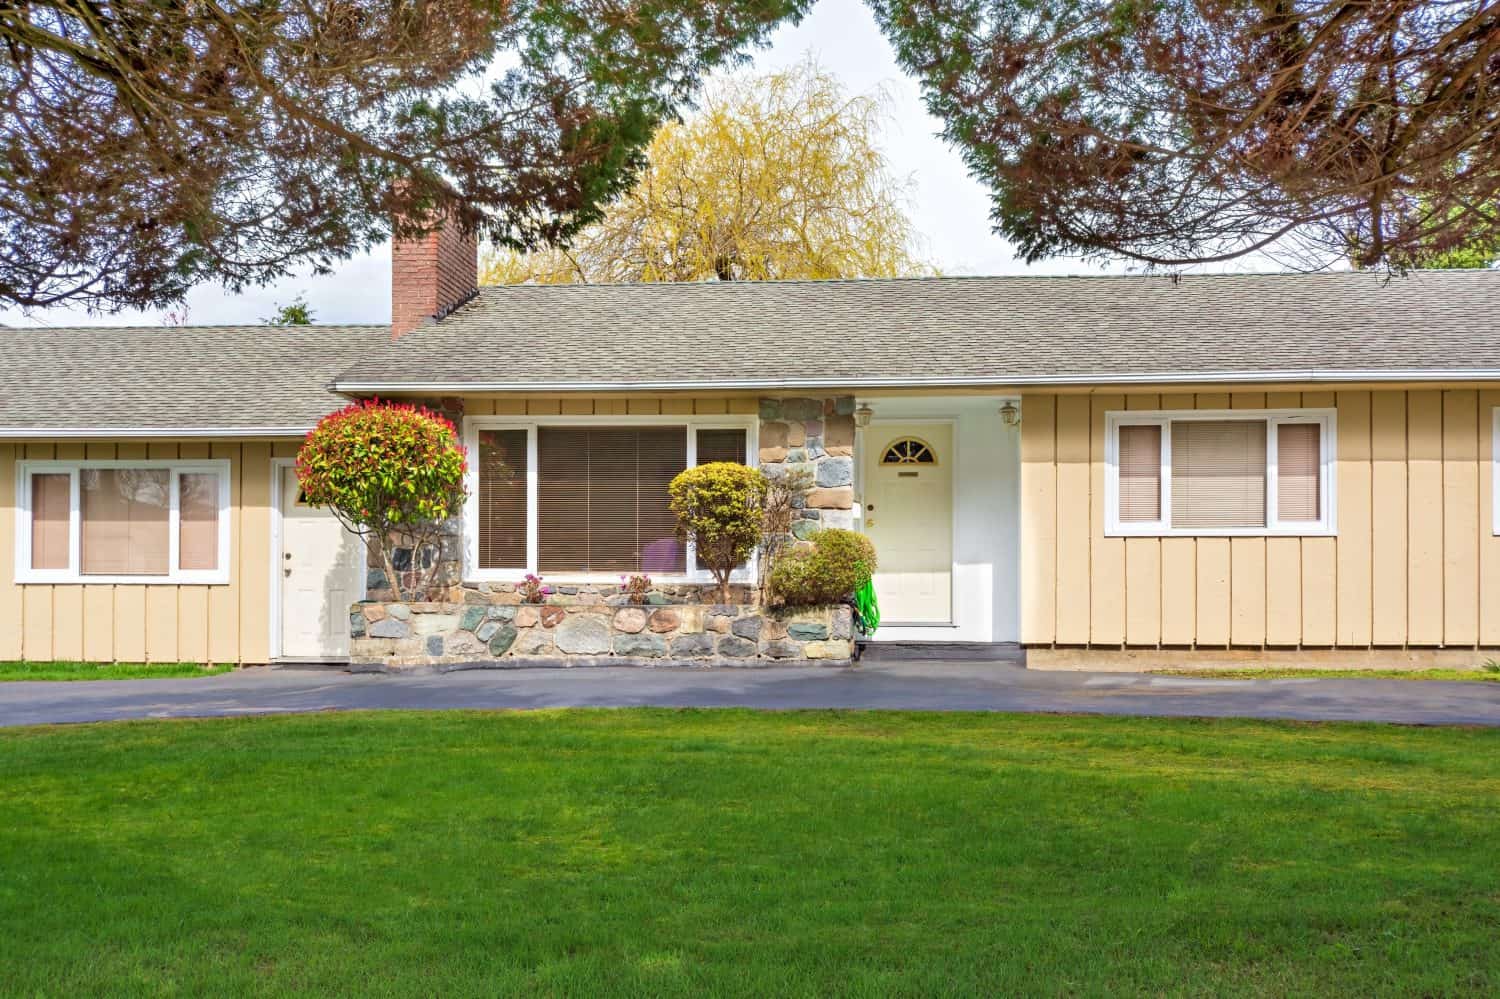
0, 324, 386, 434
337, 271, 1500, 391
3, 271, 1497, 436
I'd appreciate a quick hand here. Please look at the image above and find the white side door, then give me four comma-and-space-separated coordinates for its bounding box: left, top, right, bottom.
277, 464, 364, 660
862, 422, 954, 624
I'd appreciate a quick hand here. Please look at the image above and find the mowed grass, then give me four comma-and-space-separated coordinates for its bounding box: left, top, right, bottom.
2, 710, 1497, 996
0, 660, 233, 681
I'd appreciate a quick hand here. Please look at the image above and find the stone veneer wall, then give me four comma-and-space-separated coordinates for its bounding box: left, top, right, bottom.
757, 396, 857, 539
350, 594, 855, 671
366, 395, 858, 602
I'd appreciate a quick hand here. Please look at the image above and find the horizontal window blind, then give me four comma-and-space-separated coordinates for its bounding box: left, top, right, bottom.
178, 472, 220, 571
1276, 423, 1321, 522
477, 429, 528, 569
1116, 424, 1161, 522
696, 428, 748, 466
696, 428, 751, 572
1170, 420, 1266, 529
30, 473, 70, 570
81, 468, 169, 575
538, 426, 687, 573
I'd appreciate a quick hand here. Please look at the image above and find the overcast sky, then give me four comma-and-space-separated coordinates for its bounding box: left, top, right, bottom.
4, 0, 1154, 329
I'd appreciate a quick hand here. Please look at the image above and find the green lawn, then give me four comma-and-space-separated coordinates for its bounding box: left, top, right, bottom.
0, 661, 232, 681
1152, 667, 1500, 683
2, 710, 1497, 995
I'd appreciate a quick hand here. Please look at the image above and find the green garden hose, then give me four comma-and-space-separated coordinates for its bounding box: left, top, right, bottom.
853, 578, 880, 635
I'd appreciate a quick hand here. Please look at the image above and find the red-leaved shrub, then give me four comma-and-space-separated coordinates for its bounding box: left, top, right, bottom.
296, 399, 467, 600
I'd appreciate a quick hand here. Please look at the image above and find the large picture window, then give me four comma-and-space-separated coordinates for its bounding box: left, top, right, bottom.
468, 418, 753, 579
537, 426, 687, 574
1105, 410, 1335, 536
15, 460, 231, 583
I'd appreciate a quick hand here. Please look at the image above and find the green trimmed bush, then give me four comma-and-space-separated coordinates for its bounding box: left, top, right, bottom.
668, 462, 769, 602
769, 528, 877, 607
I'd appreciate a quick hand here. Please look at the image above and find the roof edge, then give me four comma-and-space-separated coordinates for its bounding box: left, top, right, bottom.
333, 368, 1500, 394
466, 269, 1500, 293
0, 426, 314, 439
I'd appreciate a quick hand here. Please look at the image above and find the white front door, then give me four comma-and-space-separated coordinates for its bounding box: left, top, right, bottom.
862, 422, 954, 624
277, 465, 364, 660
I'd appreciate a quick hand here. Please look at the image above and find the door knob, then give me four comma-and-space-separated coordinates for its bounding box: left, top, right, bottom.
284, 552, 292, 560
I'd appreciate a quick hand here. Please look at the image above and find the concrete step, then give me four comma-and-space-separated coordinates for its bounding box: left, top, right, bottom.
857, 641, 1025, 664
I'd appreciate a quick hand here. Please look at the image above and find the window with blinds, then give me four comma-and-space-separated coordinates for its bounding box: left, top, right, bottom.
81, 468, 171, 575
477, 429, 528, 569
468, 422, 754, 578
1116, 425, 1161, 522
538, 426, 687, 573
696, 428, 748, 466
1170, 420, 1267, 529
30, 473, 71, 571
1276, 423, 1321, 522
1108, 411, 1331, 536
178, 472, 221, 572
17, 462, 229, 581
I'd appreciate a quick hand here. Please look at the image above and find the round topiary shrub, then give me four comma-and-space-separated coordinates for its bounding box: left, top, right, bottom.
768, 528, 877, 607
668, 462, 769, 602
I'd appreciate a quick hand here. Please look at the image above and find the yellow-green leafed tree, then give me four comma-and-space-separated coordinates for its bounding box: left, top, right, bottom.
482, 60, 932, 284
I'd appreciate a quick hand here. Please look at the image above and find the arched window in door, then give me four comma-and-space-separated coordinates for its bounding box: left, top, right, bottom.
880, 437, 937, 465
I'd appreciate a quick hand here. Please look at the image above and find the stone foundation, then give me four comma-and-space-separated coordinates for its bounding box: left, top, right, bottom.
350, 596, 855, 671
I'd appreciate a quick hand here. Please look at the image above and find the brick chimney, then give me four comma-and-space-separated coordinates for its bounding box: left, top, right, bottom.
390, 207, 477, 338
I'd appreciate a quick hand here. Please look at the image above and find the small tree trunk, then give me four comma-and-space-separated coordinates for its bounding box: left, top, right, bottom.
378, 541, 405, 603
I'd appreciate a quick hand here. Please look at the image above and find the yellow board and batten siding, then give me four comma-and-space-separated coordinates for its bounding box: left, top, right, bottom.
0, 440, 280, 664
1019, 390, 1500, 649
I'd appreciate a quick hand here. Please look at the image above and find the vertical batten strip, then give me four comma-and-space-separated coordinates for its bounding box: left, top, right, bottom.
1335, 392, 1372, 645
1406, 391, 1444, 645
1370, 393, 1408, 645
1053, 395, 1090, 642
0, 445, 20, 661
1298, 392, 1338, 644
1441, 390, 1479, 646
1090, 394, 1126, 645
1479, 392, 1500, 647
1018, 394, 1057, 645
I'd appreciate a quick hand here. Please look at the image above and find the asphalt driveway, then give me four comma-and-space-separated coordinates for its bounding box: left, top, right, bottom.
1, 661, 1498, 727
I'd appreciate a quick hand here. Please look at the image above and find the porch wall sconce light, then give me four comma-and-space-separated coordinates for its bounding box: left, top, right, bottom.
999, 401, 1021, 427
854, 402, 875, 428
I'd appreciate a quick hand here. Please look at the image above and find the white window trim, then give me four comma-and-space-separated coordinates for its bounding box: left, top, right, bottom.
462, 414, 759, 584
14, 459, 233, 584
1104, 408, 1337, 537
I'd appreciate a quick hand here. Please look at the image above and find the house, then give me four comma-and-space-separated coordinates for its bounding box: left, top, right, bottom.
2, 214, 1498, 669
